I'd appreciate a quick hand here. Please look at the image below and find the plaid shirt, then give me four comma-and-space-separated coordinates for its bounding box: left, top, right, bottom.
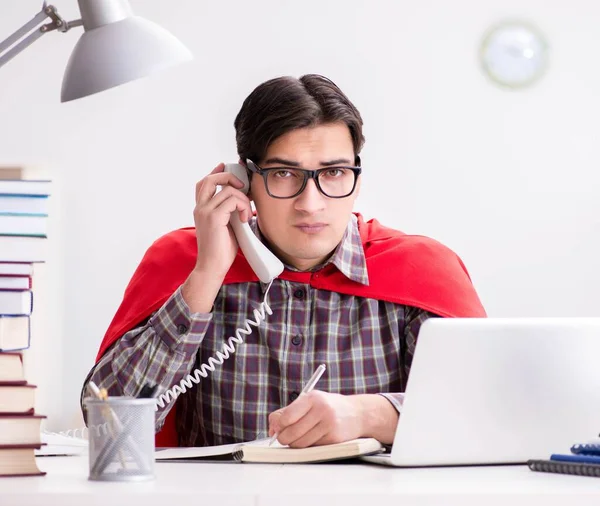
82, 215, 437, 447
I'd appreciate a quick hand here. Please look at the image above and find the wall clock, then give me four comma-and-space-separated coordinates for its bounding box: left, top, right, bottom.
480, 20, 549, 89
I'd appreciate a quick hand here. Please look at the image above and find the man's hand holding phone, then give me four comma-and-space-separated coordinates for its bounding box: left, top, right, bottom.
182, 163, 251, 313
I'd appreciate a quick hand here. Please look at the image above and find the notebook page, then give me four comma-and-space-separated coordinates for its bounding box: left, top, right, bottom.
155, 436, 273, 460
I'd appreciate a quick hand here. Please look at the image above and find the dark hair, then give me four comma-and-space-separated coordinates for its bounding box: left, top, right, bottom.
234, 74, 365, 165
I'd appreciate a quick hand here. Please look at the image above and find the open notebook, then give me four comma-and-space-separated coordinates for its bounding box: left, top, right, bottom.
155, 437, 384, 464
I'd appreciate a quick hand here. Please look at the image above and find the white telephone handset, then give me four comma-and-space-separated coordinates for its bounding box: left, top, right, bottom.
223, 163, 284, 283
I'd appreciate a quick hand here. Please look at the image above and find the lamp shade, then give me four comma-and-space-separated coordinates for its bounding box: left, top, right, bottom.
60, 14, 193, 102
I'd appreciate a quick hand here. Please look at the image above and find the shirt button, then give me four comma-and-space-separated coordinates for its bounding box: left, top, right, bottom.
291, 334, 303, 346
289, 391, 299, 402
176, 324, 188, 335
293, 288, 305, 299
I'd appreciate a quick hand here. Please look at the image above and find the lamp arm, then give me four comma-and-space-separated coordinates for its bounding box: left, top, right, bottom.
0, 4, 83, 69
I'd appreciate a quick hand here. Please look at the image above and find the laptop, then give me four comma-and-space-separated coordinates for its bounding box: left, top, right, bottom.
362, 317, 600, 467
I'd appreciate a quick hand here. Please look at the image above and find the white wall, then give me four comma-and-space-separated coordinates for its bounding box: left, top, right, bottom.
0, 0, 598, 431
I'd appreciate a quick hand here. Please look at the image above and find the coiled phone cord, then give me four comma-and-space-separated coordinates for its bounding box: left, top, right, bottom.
154, 279, 275, 410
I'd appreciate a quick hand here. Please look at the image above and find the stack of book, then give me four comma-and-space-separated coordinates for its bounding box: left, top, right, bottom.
528, 439, 600, 478
0, 353, 45, 476
0, 175, 50, 263
0, 169, 50, 477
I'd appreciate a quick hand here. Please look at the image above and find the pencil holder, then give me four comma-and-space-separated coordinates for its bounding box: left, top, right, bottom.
84, 397, 156, 482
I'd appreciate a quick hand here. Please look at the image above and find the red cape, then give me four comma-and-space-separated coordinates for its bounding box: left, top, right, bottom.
95, 213, 486, 447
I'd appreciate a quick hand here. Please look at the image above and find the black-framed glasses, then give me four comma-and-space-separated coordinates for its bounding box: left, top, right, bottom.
246, 159, 362, 199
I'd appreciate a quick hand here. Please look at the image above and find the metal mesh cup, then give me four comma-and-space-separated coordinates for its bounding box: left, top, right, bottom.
84, 397, 156, 482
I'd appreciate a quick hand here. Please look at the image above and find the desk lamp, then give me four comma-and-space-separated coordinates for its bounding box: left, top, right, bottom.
0, 0, 193, 102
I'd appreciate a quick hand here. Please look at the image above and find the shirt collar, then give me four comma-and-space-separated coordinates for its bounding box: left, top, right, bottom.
249, 214, 369, 286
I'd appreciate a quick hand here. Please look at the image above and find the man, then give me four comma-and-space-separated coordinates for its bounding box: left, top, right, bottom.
82, 74, 486, 449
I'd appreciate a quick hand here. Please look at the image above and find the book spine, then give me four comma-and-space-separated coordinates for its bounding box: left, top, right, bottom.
0, 290, 33, 316
0, 471, 46, 477
528, 459, 600, 477
0, 277, 33, 291
0, 315, 30, 351
0, 408, 35, 416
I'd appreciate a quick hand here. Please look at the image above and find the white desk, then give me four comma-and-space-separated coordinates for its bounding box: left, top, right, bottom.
0, 456, 599, 506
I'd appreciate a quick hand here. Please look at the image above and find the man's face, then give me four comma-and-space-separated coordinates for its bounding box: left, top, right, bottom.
249, 122, 360, 271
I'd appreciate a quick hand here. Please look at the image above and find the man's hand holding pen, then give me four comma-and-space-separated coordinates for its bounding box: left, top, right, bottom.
268, 390, 367, 448
267, 364, 399, 448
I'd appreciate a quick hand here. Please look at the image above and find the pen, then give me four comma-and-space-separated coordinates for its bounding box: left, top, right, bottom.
269, 364, 327, 446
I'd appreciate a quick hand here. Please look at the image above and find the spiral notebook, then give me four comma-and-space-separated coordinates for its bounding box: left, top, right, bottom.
528, 459, 600, 478
528, 441, 600, 478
